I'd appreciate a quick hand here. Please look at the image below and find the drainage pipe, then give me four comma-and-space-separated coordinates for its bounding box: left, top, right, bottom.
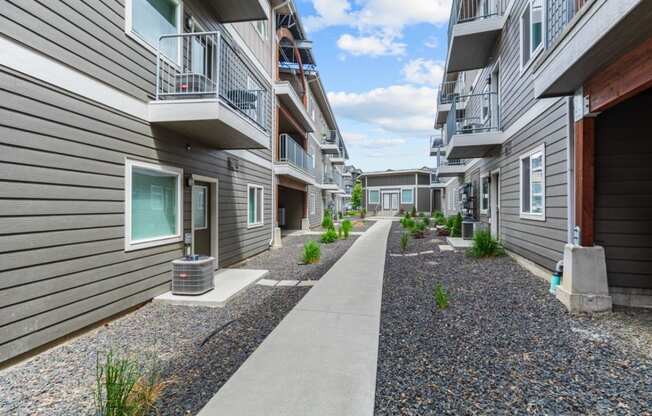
565, 96, 575, 245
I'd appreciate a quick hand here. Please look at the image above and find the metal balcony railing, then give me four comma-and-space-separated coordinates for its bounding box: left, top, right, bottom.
441, 158, 470, 167
445, 92, 499, 141
547, 0, 590, 46
323, 169, 343, 187
439, 80, 471, 107
156, 31, 271, 132
431, 136, 444, 149
279, 134, 314, 176
448, 0, 508, 45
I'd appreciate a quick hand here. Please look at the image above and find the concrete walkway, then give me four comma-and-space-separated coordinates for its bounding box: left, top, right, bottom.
198, 220, 392, 416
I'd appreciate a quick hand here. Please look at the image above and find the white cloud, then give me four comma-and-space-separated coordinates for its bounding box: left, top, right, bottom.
424, 36, 439, 49
336, 33, 406, 57
328, 84, 437, 135
401, 59, 445, 86
305, 0, 451, 32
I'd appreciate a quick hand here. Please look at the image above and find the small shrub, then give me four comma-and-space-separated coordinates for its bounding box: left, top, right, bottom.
434, 283, 449, 309
302, 240, 321, 264
320, 227, 338, 244
321, 210, 333, 229
421, 217, 431, 227
95, 351, 169, 416
360, 208, 366, 219
410, 220, 427, 238
400, 232, 410, 253
418, 212, 425, 218
341, 219, 353, 238
411, 206, 417, 217
468, 229, 505, 258
446, 213, 462, 237
433, 211, 446, 226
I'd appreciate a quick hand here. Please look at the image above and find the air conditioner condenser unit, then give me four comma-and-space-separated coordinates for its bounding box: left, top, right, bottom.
172, 256, 215, 295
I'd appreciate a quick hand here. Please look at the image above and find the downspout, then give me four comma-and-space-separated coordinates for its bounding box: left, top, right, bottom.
269, 1, 290, 246
565, 96, 575, 245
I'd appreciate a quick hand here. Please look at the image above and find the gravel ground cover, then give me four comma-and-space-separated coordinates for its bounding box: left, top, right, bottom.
375, 221, 652, 415
0, 234, 360, 416
236, 234, 358, 281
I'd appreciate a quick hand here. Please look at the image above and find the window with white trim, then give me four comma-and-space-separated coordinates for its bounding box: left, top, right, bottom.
310, 191, 316, 215
482, 84, 490, 124
254, 20, 267, 40
520, 0, 544, 69
520, 145, 545, 219
125, 159, 183, 250
401, 189, 414, 204
480, 174, 490, 213
368, 190, 380, 204
192, 185, 208, 230
127, 0, 181, 61
247, 184, 264, 226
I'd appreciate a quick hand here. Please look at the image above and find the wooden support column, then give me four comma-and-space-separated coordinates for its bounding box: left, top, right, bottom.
574, 117, 595, 246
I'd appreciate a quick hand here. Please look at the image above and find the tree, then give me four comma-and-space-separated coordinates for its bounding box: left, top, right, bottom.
351, 180, 363, 210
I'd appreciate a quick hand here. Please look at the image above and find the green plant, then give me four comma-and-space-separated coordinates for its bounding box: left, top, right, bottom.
400, 232, 410, 253
321, 210, 333, 229
410, 220, 427, 238
434, 283, 449, 309
337, 226, 343, 239
421, 216, 431, 226
411, 206, 417, 217
360, 208, 366, 219
341, 219, 353, 238
302, 240, 321, 264
338, 212, 343, 219
95, 351, 168, 416
446, 213, 463, 237
320, 227, 338, 244
433, 211, 446, 226
468, 229, 505, 258
351, 180, 363, 210
401, 217, 416, 230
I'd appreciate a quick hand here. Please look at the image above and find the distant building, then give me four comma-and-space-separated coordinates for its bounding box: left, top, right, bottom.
360, 168, 441, 216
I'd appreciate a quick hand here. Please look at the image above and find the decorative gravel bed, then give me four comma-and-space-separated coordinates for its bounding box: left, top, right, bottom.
236, 234, 358, 281
0, 234, 360, 416
375, 221, 652, 415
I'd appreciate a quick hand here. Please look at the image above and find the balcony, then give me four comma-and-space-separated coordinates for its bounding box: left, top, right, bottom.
275, 81, 315, 132
534, 0, 652, 97
437, 158, 471, 177
445, 92, 504, 159
329, 154, 345, 165
446, 0, 508, 73
275, 134, 315, 184
208, 0, 267, 23
429, 136, 445, 157
149, 32, 271, 150
320, 130, 341, 155
322, 169, 343, 191
436, 80, 470, 127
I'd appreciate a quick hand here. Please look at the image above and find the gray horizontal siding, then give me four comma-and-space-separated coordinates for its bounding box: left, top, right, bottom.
366, 174, 416, 187
0, 68, 273, 363
465, 98, 569, 270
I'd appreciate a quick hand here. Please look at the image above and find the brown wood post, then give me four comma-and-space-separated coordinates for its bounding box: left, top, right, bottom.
574, 117, 595, 246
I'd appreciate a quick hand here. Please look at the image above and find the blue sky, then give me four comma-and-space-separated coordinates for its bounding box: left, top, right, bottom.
294, 0, 452, 172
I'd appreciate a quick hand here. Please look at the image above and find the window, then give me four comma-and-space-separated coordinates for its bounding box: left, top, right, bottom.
193, 185, 208, 230
310, 191, 316, 215
480, 175, 490, 213
401, 189, 414, 204
482, 84, 490, 124
247, 184, 264, 227
520, 0, 544, 69
520, 145, 545, 220
368, 190, 380, 204
254, 20, 267, 40
125, 159, 183, 251
127, 0, 181, 61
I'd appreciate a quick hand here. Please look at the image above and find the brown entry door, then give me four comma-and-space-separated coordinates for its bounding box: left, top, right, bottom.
193, 182, 211, 257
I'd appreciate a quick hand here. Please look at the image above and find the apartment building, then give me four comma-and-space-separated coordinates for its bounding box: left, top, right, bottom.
434, 0, 652, 311
273, 2, 348, 231
0, 0, 347, 363
342, 165, 362, 210
361, 169, 437, 216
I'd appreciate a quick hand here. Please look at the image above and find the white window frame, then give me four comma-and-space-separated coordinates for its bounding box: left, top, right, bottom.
247, 184, 265, 228
192, 184, 209, 230
482, 84, 491, 124
519, 144, 546, 221
124, 159, 183, 251
480, 173, 490, 214
400, 188, 414, 204
254, 20, 268, 40
368, 190, 380, 204
310, 191, 316, 215
519, 0, 545, 72
125, 0, 183, 64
